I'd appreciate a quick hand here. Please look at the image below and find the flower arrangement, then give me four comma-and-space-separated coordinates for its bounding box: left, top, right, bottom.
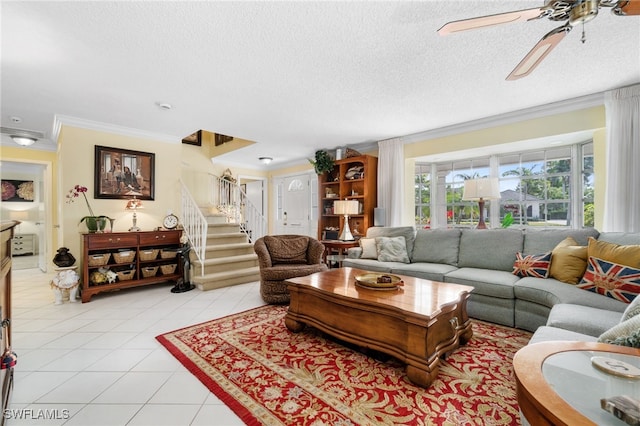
66, 185, 111, 231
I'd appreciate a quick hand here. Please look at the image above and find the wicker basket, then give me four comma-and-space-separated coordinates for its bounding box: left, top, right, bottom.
113, 250, 135, 264
116, 270, 135, 281
160, 249, 178, 259
88, 253, 110, 267
160, 264, 177, 275
141, 266, 159, 278
139, 249, 159, 261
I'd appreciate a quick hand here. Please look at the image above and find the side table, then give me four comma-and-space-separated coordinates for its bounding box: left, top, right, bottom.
321, 240, 359, 268
514, 341, 640, 426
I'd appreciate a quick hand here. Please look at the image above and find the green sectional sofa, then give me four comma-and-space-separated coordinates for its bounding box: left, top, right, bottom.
342, 226, 640, 333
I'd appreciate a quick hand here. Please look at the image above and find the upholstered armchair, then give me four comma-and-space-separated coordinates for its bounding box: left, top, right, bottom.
254, 235, 328, 304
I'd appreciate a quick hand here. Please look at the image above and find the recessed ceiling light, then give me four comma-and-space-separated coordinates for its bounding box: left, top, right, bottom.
157, 103, 172, 110
259, 157, 273, 164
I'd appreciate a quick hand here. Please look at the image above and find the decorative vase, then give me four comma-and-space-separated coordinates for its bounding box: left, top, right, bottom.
53, 247, 76, 267
84, 216, 108, 233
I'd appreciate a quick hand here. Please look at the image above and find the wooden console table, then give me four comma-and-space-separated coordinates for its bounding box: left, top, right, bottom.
81, 230, 182, 302
514, 341, 640, 426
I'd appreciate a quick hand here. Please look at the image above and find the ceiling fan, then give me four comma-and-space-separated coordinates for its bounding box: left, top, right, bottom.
438, 0, 640, 80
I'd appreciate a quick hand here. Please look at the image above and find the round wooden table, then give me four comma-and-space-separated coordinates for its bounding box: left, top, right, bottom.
320, 239, 359, 268
514, 341, 640, 426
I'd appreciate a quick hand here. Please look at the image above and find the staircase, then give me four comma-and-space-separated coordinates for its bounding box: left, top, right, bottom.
189, 211, 260, 291
181, 177, 265, 291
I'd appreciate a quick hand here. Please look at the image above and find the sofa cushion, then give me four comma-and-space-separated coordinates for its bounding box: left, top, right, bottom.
341, 258, 394, 273
546, 304, 622, 337
549, 237, 588, 284
457, 229, 524, 272
587, 237, 640, 268
529, 326, 597, 345
411, 229, 461, 266
263, 235, 309, 264
366, 226, 416, 259
577, 257, 640, 303
523, 228, 599, 254
359, 238, 377, 259
444, 268, 519, 299
598, 315, 640, 347
597, 232, 640, 246
390, 262, 458, 282
376, 236, 410, 263
512, 252, 551, 278
514, 276, 627, 312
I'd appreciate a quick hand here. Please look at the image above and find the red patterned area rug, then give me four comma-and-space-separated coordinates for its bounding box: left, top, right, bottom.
156, 305, 531, 426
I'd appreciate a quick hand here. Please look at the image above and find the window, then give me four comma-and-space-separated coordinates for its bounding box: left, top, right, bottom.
415, 142, 594, 229
414, 164, 430, 226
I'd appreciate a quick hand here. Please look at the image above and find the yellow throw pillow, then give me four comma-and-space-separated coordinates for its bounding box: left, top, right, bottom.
549, 237, 588, 284
588, 237, 640, 268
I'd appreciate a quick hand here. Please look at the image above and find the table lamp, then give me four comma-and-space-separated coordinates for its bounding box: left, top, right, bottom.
125, 196, 144, 231
462, 178, 500, 229
334, 199, 359, 241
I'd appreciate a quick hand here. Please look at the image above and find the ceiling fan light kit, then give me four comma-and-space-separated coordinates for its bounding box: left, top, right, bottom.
438, 0, 640, 80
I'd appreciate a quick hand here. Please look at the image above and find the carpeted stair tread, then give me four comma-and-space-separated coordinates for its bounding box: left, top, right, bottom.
193, 267, 260, 291
192, 253, 257, 266
204, 242, 254, 251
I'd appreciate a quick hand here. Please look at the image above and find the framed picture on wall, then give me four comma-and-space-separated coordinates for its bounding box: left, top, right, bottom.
94, 145, 155, 200
1, 179, 35, 202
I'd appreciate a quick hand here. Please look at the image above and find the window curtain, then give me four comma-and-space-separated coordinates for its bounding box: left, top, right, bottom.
377, 138, 404, 226
603, 84, 640, 232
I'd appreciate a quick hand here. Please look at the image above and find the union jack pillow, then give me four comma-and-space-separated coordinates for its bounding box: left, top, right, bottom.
512, 252, 551, 278
577, 257, 640, 303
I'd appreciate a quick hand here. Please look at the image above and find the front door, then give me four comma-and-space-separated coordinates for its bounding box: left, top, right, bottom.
275, 173, 315, 236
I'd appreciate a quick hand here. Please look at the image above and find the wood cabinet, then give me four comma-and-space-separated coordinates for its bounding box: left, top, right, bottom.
1, 221, 18, 424
81, 230, 182, 302
318, 154, 377, 240
11, 234, 35, 256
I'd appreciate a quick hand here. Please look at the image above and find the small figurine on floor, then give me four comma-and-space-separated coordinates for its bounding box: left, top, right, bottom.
51, 267, 80, 305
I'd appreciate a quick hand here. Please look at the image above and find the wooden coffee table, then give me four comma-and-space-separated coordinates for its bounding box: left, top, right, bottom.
285, 267, 473, 387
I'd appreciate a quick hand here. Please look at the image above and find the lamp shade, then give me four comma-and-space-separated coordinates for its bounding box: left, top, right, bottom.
462, 178, 501, 201
125, 197, 144, 210
333, 200, 359, 215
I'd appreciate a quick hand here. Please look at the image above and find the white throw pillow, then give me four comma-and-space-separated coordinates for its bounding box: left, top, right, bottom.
359, 238, 378, 259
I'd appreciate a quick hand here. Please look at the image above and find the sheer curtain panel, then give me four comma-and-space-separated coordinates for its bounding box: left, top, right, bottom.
377, 138, 404, 227
603, 84, 640, 232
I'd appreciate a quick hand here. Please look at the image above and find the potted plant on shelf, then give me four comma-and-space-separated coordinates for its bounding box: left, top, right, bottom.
309, 150, 335, 175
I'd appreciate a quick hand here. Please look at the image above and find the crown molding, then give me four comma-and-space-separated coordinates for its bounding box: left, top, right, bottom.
52, 115, 180, 144
400, 91, 605, 145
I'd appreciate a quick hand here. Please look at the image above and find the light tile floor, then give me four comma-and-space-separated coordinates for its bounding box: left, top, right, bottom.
8, 267, 265, 425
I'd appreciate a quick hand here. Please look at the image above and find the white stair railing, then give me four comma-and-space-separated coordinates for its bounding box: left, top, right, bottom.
180, 179, 208, 276
209, 174, 266, 242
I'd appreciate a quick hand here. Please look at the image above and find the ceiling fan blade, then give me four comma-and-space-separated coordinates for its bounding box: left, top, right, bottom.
437, 7, 547, 35
506, 25, 571, 81
613, 0, 640, 15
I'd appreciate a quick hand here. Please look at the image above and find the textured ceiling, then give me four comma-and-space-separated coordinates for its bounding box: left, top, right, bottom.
1, 1, 639, 169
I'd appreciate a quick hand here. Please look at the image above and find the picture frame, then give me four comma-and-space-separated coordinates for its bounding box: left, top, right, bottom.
1, 179, 35, 202
94, 145, 155, 200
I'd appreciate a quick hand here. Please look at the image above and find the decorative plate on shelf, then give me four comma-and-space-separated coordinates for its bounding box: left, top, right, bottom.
355, 273, 404, 290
